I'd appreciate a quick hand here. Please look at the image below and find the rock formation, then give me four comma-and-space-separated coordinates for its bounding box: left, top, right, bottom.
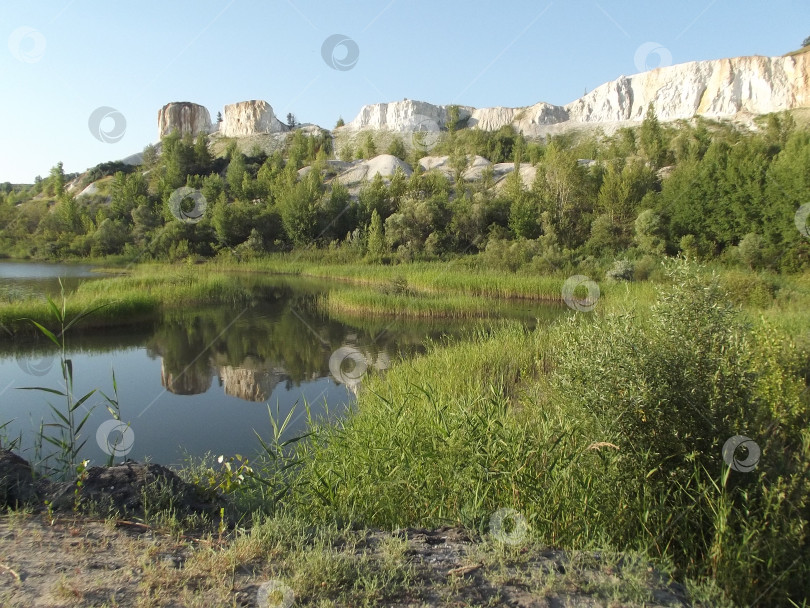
345, 53, 810, 136
220, 100, 289, 137
157, 102, 212, 139
336, 154, 412, 186
344, 99, 473, 132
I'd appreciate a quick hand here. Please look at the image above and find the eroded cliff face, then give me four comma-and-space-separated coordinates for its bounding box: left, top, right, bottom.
220, 100, 288, 137
565, 54, 810, 125
344, 99, 474, 131
157, 102, 212, 139
344, 54, 810, 136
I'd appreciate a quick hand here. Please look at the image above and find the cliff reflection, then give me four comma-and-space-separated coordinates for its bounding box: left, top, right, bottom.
146, 295, 420, 401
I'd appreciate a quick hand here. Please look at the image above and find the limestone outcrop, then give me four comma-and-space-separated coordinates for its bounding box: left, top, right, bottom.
335, 154, 412, 186
344, 99, 473, 132
157, 102, 212, 139
220, 100, 289, 137
345, 53, 810, 137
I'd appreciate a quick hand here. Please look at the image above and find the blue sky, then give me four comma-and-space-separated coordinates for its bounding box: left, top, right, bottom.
1, 0, 807, 183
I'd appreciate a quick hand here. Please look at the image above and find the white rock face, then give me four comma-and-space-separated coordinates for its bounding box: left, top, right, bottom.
157, 102, 212, 139
493, 164, 537, 190
336, 154, 412, 186
346, 54, 810, 137
417, 155, 493, 182
220, 100, 289, 137
344, 99, 473, 132
566, 54, 809, 125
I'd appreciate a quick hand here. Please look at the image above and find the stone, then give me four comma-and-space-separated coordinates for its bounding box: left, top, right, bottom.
220, 100, 289, 137
345, 53, 810, 137
335, 154, 413, 186
157, 102, 212, 139
0, 449, 39, 507
345, 99, 473, 132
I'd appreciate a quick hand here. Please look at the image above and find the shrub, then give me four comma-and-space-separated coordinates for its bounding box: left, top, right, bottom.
605, 259, 634, 281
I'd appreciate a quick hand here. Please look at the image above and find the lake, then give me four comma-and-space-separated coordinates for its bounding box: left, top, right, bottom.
0, 262, 564, 468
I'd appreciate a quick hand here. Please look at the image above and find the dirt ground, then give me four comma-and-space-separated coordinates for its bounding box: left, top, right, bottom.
0, 513, 691, 608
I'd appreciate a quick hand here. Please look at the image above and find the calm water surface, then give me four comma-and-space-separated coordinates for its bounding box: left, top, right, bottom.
0, 262, 564, 467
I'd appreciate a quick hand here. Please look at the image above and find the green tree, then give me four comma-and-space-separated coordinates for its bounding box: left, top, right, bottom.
639, 103, 665, 169
279, 171, 323, 246
335, 116, 345, 128
447, 105, 461, 133
533, 141, 592, 247
48, 162, 65, 198
386, 137, 407, 160
339, 143, 354, 162
226, 148, 247, 199
319, 182, 354, 241
366, 209, 387, 260
634, 209, 665, 255
361, 133, 377, 160
193, 133, 212, 173
737, 232, 765, 269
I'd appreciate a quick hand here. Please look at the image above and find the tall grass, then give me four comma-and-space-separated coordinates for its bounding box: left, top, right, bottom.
281, 263, 809, 606
318, 288, 516, 318
212, 256, 572, 300
0, 265, 271, 334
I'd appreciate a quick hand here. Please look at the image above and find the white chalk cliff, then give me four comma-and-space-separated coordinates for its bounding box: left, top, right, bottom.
157, 102, 212, 139
220, 100, 289, 137
344, 53, 810, 136
345, 99, 474, 132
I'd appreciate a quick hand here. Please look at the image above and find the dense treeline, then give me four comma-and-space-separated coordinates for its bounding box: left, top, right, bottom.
1, 107, 807, 273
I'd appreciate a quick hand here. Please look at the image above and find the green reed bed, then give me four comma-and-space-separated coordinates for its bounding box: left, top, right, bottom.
0, 289, 158, 335
318, 288, 509, 318
212, 257, 569, 300
0, 266, 268, 335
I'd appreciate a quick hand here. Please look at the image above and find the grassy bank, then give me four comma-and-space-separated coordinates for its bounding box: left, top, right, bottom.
211, 256, 573, 300
0, 265, 276, 335
267, 263, 809, 607
318, 288, 521, 318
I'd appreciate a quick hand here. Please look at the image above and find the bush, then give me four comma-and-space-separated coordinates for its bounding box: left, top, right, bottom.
545, 261, 809, 605
632, 255, 661, 281
605, 259, 634, 281
288, 261, 809, 606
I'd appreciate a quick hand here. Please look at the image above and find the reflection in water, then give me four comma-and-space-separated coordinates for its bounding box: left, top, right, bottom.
1, 270, 566, 463
160, 359, 213, 396
145, 281, 423, 401
150, 304, 402, 400
218, 364, 286, 402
